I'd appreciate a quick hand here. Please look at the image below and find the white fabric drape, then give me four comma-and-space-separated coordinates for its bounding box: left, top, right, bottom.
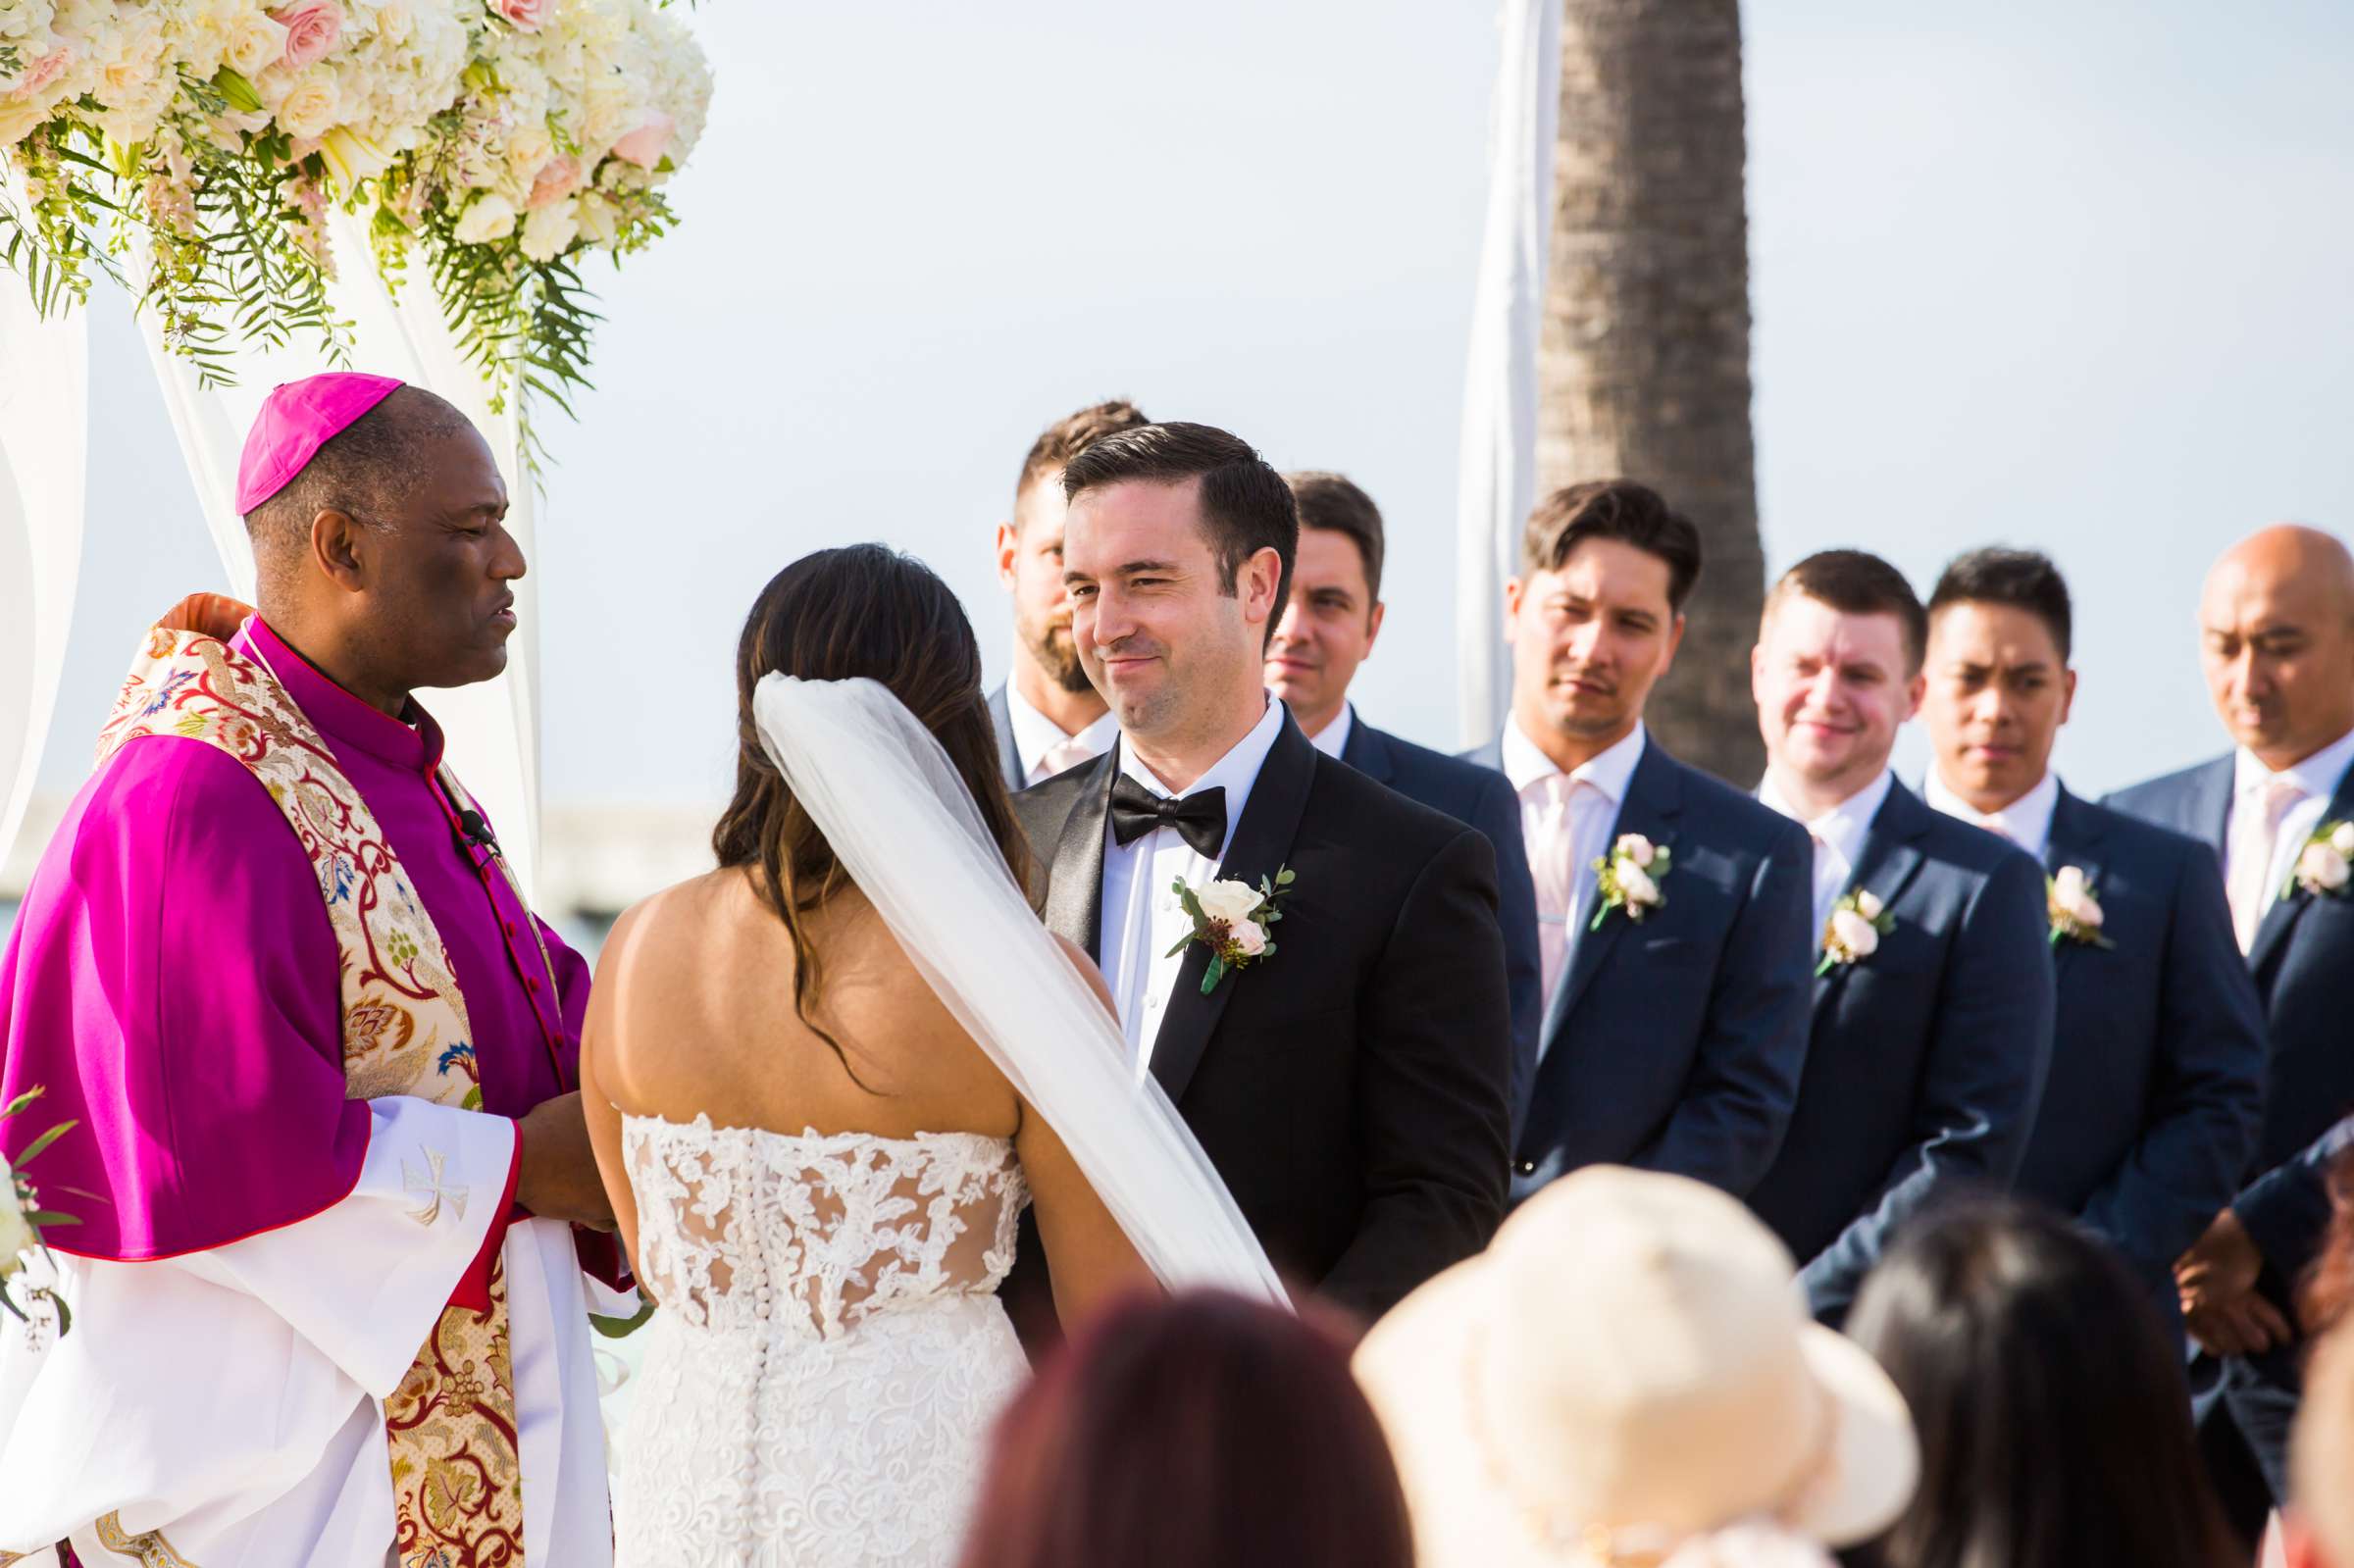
135, 212, 542, 897
1454, 0, 1561, 747
753, 675, 1288, 1304
0, 256, 88, 875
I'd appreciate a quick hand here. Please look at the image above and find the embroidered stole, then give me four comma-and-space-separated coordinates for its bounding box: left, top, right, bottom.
96, 610, 529, 1568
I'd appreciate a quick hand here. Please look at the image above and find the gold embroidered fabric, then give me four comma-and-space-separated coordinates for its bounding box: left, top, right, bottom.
99, 613, 526, 1568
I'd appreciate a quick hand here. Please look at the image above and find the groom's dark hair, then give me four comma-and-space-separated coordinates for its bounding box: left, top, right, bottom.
1060, 422, 1299, 646
1928, 547, 2074, 662
1519, 480, 1703, 613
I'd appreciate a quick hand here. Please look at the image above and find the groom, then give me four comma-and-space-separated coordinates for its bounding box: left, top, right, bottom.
1009, 421, 1514, 1329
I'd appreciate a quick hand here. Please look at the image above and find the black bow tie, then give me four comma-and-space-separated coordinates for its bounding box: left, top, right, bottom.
1109, 776, 1229, 859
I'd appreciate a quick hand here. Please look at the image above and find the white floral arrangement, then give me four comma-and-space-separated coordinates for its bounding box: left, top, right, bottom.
1589, 832, 1668, 929
1168, 868, 1296, 995
2046, 865, 2112, 948
1817, 887, 1894, 976
2287, 820, 2354, 901
1, 1087, 78, 1340
0, 0, 711, 420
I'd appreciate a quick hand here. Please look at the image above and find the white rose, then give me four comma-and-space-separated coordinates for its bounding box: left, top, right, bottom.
1830, 907, 1880, 959
0, 96, 47, 150
2332, 823, 2354, 858
1194, 879, 1262, 930
518, 196, 578, 261
0, 1169, 30, 1279
1617, 864, 1662, 907
452, 191, 518, 244
506, 123, 555, 177
2298, 841, 2351, 893
1616, 833, 1656, 869
571, 190, 621, 247
271, 66, 341, 140
1229, 918, 1267, 958
2051, 867, 2104, 928
226, 10, 287, 77
1854, 890, 1884, 922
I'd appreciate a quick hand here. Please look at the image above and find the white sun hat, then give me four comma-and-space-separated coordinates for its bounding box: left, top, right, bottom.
1353, 1167, 1918, 1568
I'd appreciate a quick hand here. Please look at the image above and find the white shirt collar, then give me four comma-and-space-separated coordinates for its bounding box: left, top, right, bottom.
2233, 723, 2354, 807
1500, 716, 1648, 803
1116, 696, 1288, 861
1760, 766, 1897, 868
1003, 680, 1119, 782
1924, 768, 2061, 860
1306, 702, 1356, 761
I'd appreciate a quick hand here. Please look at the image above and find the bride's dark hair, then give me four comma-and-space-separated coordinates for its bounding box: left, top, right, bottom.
713, 544, 1036, 1082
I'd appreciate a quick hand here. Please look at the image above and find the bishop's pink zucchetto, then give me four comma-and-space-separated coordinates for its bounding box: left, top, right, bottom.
233, 372, 406, 516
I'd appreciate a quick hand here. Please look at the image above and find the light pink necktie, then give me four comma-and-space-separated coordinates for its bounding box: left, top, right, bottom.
1036, 733, 1096, 783
1977, 815, 2013, 842
2228, 774, 2305, 952
1529, 775, 1578, 1008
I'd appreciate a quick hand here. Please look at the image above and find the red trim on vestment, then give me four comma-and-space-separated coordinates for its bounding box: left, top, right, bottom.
449, 1118, 526, 1314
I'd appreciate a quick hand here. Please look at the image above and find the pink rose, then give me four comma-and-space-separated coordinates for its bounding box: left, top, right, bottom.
270, 1, 345, 71
9, 47, 72, 99
496, 0, 550, 30
527, 154, 582, 209
609, 111, 675, 170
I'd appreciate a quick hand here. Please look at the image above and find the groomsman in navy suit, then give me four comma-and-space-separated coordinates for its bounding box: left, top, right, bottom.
1917, 548, 2262, 1332
1743, 549, 2056, 1325
986, 400, 1151, 793
1460, 481, 1815, 1203
2109, 525, 2354, 1539
1262, 472, 1544, 1129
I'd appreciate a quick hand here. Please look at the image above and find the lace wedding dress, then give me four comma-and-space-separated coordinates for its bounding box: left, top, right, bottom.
611, 1111, 1033, 1567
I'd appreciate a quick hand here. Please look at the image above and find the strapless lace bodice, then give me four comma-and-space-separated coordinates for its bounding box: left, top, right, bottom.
614, 1113, 1035, 1566
621, 1112, 1028, 1340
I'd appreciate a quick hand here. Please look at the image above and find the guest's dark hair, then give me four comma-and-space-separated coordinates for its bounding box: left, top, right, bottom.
712, 545, 1031, 1085
1766, 549, 1929, 675
1846, 1200, 2239, 1568
1286, 471, 1386, 604
1013, 398, 1152, 505
1518, 480, 1704, 612
1061, 422, 1300, 644
1927, 548, 2075, 662
959, 1290, 1413, 1568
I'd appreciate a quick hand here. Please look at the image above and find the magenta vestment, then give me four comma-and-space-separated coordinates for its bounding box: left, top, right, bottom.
0, 615, 596, 1265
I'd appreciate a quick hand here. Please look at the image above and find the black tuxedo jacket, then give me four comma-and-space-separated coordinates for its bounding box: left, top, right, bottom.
2109, 753, 2354, 1283
1007, 711, 1513, 1327
1746, 779, 2057, 1324
1342, 717, 1542, 1133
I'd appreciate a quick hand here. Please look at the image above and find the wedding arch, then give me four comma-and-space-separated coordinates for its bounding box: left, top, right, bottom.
0, 0, 715, 898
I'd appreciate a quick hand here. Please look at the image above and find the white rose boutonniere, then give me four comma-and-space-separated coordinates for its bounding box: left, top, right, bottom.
2288, 821, 2354, 901
1817, 888, 1896, 977
2046, 866, 2115, 948
1, 1086, 79, 1340
1169, 868, 1298, 994
1590, 834, 1670, 930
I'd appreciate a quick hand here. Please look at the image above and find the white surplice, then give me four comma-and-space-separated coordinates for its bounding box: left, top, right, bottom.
0, 1095, 632, 1567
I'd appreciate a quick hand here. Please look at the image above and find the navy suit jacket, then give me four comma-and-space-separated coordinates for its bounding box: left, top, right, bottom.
1343, 719, 1538, 1131
1746, 778, 2057, 1323
2013, 786, 2264, 1297
985, 683, 1025, 796
1464, 734, 1815, 1202
2108, 753, 2354, 1284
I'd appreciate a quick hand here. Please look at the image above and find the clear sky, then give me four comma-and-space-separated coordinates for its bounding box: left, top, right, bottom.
31, 0, 2354, 814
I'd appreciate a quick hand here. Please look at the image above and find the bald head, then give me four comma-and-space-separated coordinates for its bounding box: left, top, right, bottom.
2198, 524, 2354, 769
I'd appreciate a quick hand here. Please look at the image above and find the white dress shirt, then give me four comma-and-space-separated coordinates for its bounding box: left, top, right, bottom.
1502, 718, 1648, 1027
1099, 698, 1289, 1074
1306, 701, 1356, 761
1003, 681, 1120, 785
1924, 768, 2061, 861
2228, 724, 2354, 931
1760, 767, 1897, 936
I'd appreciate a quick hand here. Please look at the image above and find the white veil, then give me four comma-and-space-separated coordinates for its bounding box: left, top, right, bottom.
752, 673, 1287, 1304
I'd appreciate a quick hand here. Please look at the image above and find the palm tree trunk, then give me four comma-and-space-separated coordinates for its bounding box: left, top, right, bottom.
1541, 0, 1764, 784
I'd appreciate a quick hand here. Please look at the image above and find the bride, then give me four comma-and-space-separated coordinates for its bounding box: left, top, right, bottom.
582, 544, 1281, 1567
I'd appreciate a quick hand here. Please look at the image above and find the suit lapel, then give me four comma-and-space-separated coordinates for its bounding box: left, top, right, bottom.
1341, 717, 1395, 784
2247, 757, 2354, 976
988, 683, 1023, 795
1815, 781, 1933, 1014
2043, 785, 2104, 971
1543, 743, 1683, 1050
1149, 716, 1317, 1102
1041, 746, 1116, 963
